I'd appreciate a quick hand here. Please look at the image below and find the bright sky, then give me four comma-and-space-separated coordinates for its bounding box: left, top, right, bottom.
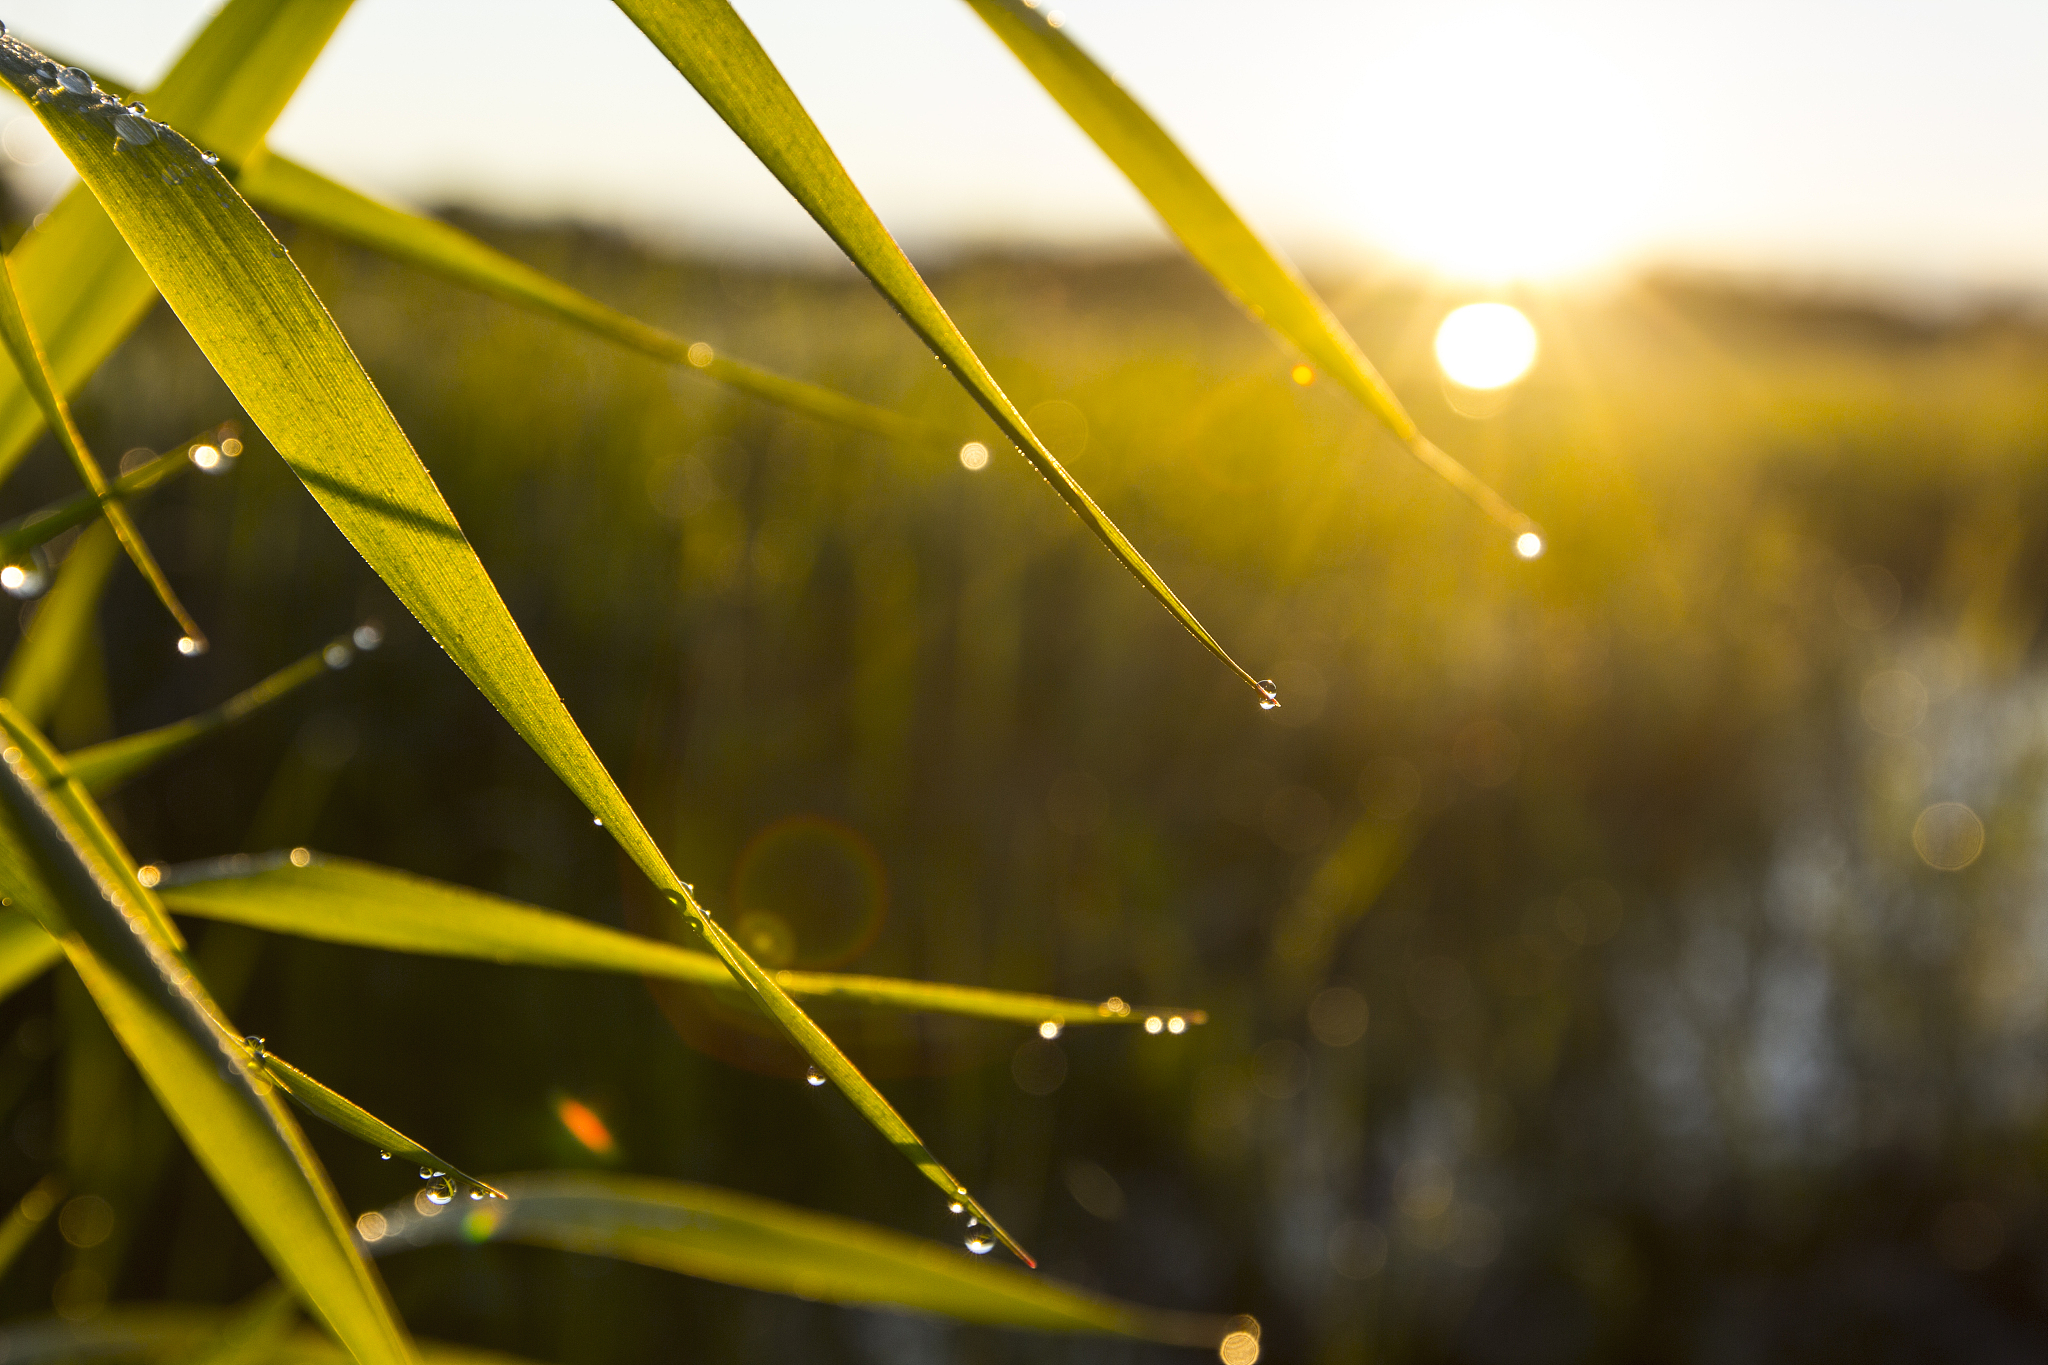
7, 0, 2047, 291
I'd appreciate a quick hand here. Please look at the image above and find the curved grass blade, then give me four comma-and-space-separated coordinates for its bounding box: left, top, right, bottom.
0, 34, 1031, 1268
0, 907, 62, 1003
234, 154, 930, 444
151, 852, 1199, 1030
0, 1173, 62, 1279
959, 0, 1539, 545
65, 631, 354, 795
0, 707, 412, 1365
0, 255, 206, 649
363, 1172, 1226, 1345
0, 444, 189, 565
612, 0, 1271, 704
2, 519, 120, 728
249, 1045, 502, 1200
0, 0, 355, 487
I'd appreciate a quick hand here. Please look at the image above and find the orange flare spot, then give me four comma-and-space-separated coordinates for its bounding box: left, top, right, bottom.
555, 1097, 616, 1156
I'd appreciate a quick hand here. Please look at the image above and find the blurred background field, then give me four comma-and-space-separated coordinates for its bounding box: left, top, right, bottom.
4, 195, 2048, 1364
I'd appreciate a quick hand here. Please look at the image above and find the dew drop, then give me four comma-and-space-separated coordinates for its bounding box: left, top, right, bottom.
468, 1187, 485, 1201
1038, 1019, 1063, 1040
805, 1066, 827, 1087
176, 635, 204, 657
56, 67, 92, 95
947, 1201, 964, 1214
1167, 1015, 1187, 1034
113, 113, 156, 147
593, 816, 603, 827
323, 643, 353, 669
379, 1150, 391, 1160
2, 550, 49, 599
425, 1177, 455, 1206
244, 1035, 265, 1062
420, 1166, 437, 1181
1144, 1016, 1165, 1034
964, 1220, 996, 1255
201, 152, 220, 166
1255, 681, 1281, 711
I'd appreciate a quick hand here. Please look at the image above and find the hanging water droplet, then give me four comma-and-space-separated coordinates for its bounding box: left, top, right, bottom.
1038, 1020, 1063, 1040
1167, 1015, 1187, 1034
2, 547, 49, 599
593, 816, 603, 827
419, 1166, 437, 1181
176, 635, 205, 657
201, 151, 220, 166
1144, 1016, 1165, 1034
805, 1066, 826, 1087
379, 1150, 392, 1160
468, 1186, 486, 1201
964, 1221, 996, 1255
425, 1177, 455, 1206
1255, 681, 1281, 711
244, 1035, 265, 1062
947, 1201, 964, 1214
56, 67, 92, 95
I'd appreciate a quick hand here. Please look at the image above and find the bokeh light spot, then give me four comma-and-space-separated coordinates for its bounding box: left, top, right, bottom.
1913, 802, 1984, 871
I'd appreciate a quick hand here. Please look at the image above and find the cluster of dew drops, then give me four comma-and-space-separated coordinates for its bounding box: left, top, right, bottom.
0, 31, 221, 169
377, 1149, 500, 1207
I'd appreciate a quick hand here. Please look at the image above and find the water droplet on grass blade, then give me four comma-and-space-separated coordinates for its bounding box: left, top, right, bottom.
1256, 681, 1281, 711
964, 1220, 996, 1254
805, 1066, 826, 1087
420, 1166, 437, 1180
1167, 1016, 1188, 1034
2, 550, 48, 599
1145, 1016, 1164, 1034
379, 1150, 391, 1160
56, 67, 91, 94
468, 1187, 486, 1201
112, 113, 155, 147
244, 1036, 265, 1062
176, 635, 205, 656
189, 443, 225, 473
425, 1177, 455, 1206
948, 1201, 964, 1214
201, 151, 219, 166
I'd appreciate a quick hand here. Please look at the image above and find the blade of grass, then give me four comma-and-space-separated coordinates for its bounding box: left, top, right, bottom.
0, 1309, 559, 1365
234, 153, 931, 444
250, 1046, 503, 1200
0, 444, 190, 565
0, 708, 412, 1365
612, 0, 1272, 705
152, 852, 1196, 1030
363, 1172, 1226, 1344
0, 1173, 61, 1279
0, 907, 62, 1003
1, 519, 120, 728
959, 0, 1539, 545
0, 254, 206, 649
64, 631, 355, 795
0, 0, 355, 487
0, 34, 1033, 1267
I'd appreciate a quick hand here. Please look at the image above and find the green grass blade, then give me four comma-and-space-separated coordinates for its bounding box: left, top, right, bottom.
0, 1173, 61, 1279
0, 711, 412, 1365
363, 1172, 1226, 1345
0, 34, 1032, 1267
152, 852, 1197, 1030
612, 0, 1271, 704
0, 442, 194, 564
65, 632, 352, 795
1, 519, 120, 728
0, 254, 206, 649
234, 153, 930, 444
0, 906, 62, 1002
959, 0, 1539, 544
0, 0, 355, 487
251, 1047, 503, 1200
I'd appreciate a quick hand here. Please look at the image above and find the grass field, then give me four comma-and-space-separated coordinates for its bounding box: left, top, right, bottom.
2, 194, 2044, 1361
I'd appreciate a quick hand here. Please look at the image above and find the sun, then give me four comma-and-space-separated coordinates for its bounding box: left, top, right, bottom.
1435, 303, 1537, 389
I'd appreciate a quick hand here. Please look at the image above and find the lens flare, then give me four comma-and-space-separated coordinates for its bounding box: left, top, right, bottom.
1435, 304, 1538, 390
554, 1096, 616, 1156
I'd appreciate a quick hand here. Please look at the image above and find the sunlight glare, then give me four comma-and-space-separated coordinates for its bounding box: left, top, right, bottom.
1435, 303, 1537, 389
1346, 11, 1665, 281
